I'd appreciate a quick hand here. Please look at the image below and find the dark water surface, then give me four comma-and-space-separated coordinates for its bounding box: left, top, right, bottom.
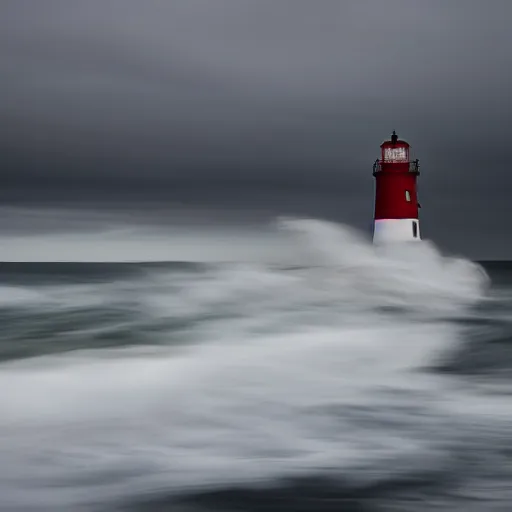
0, 223, 511, 511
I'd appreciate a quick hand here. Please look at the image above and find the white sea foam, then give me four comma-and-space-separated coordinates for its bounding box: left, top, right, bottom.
0, 219, 494, 510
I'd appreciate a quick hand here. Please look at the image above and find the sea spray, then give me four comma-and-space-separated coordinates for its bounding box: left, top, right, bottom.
0, 219, 494, 510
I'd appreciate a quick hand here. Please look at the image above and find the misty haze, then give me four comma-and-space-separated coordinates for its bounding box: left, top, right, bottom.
1, 2, 512, 511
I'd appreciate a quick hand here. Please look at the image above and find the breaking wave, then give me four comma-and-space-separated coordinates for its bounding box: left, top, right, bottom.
0, 218, 499, 511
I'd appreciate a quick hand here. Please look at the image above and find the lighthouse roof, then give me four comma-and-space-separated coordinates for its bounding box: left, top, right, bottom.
380, 130, 410, 148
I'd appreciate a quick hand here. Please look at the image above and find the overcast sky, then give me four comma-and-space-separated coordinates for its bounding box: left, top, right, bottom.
2, 0, 512, 258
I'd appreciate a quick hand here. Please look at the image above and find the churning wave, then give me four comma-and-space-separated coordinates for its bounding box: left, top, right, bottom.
1, 218, 507, 512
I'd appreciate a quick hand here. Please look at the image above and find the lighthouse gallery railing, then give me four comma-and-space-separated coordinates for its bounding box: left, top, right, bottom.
372, 159, 420, 176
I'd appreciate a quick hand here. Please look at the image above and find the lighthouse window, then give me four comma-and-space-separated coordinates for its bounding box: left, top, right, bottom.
384, 147, 407, 161
412, 221, 418, 238
405, 190, 411, 202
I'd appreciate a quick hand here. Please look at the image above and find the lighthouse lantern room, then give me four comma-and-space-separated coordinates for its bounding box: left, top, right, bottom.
372, 131, 421, 244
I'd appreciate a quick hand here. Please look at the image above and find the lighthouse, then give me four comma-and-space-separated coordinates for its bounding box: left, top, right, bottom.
372, 131, 421, 243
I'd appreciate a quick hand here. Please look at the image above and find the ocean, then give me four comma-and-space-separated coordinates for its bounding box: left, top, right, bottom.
0, 219, 510, 511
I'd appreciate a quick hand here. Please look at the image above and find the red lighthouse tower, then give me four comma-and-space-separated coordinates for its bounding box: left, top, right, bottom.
372, 131, 421, 243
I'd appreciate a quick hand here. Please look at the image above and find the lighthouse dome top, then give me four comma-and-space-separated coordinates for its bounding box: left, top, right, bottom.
380, 130, 410, 148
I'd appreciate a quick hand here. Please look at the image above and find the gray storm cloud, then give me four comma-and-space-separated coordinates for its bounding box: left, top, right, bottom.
1, 0, 512, 256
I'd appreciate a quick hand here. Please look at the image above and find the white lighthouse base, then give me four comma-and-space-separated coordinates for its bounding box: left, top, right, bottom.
373, 218, 421, 244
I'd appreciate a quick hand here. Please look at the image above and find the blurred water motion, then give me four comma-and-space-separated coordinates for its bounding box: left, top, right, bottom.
1, 219, 510, 512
